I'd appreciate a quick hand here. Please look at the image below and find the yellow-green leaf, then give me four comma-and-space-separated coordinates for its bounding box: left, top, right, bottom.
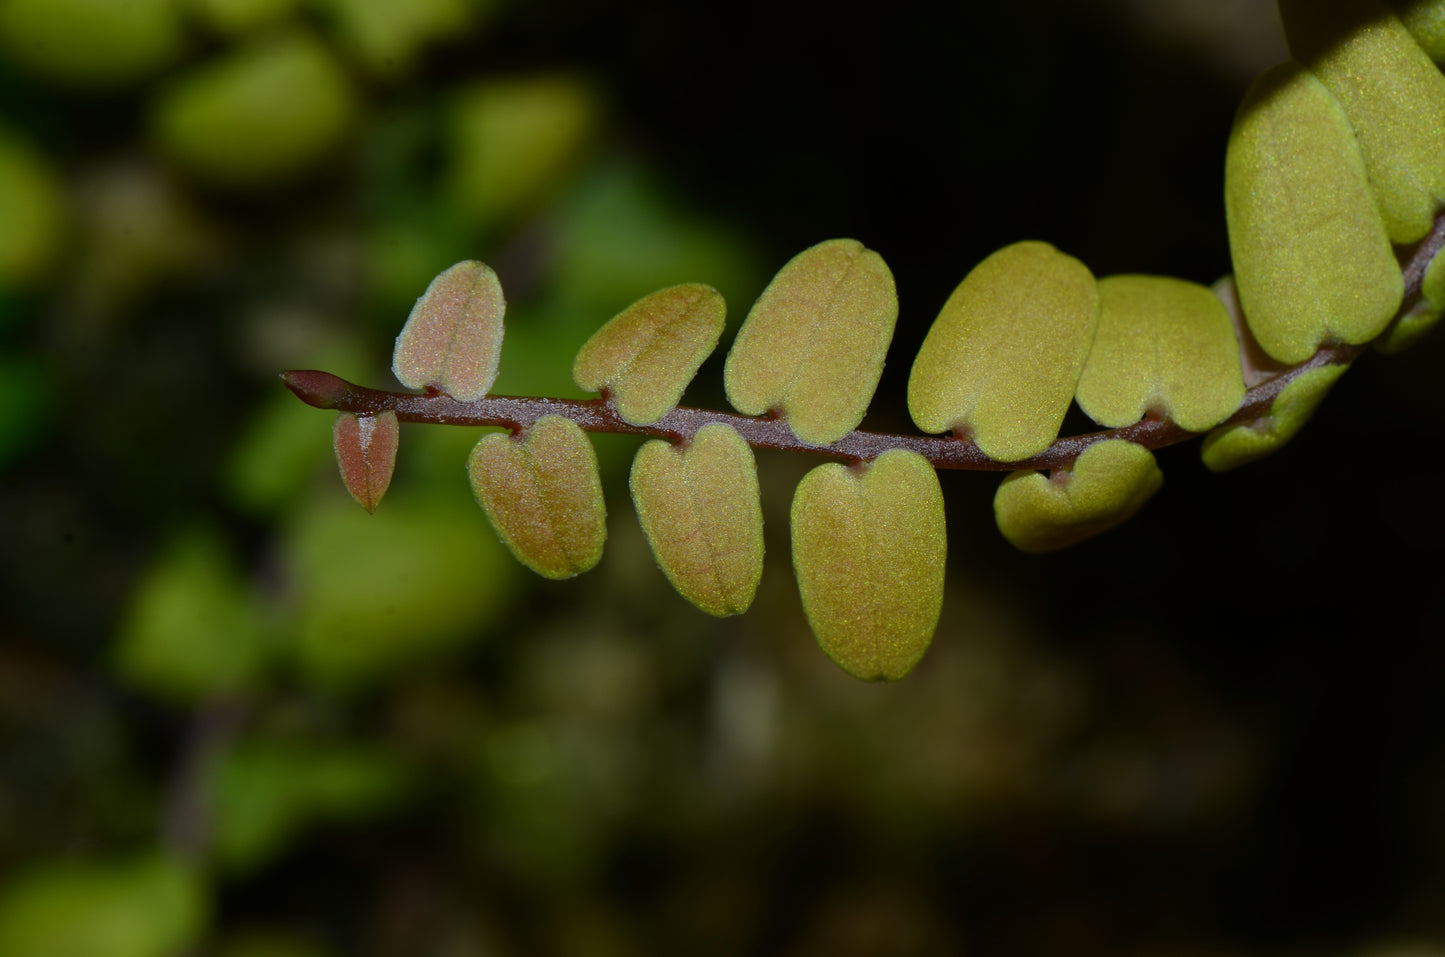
908, 241, 1099, 462
1076, 275, 1245, 432
0, 0, 185, 87
724, 238, 897, 446
994, 440, 1163, 554
332, 411, 399, 514
0, 127, 65, 287
1224, 61, 1402, 363
573, 283, 726, 425
467, 416, 605, 579
790, 449, 945, 682
1376, 247, 1445, 354
149, 31, 355, 187
1201, 364, 1349, 471
0, 854, 206, 957
1394, 0, 1445, 63
630, 424, 763, 616
1280, 0, 1445, 243
392, 260, 505, 401
446, 75, 598, 231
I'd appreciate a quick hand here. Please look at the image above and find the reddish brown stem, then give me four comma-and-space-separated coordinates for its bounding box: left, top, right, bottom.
283, 216, 1442, 473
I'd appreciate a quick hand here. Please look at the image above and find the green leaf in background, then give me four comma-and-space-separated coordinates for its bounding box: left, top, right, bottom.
284, 494, 517, 686
113, 529, 269, 704
0, 853, 206, 957
225, 393, 342, 516
0, 0, 186, 87
445, 75, 600, 233
212, 743, 412, 873
1395, 0, 1445, 63
0, 128, 65, 290
491, 159, 760, 403
186, 0, 303, 37
150, 31, 358, 188
0, 354, 52, 471
314, 0, 493, 78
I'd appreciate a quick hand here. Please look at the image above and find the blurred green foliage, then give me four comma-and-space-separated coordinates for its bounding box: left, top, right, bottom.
3, 1, 1445, 955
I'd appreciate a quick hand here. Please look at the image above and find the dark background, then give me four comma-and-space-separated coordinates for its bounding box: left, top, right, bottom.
4, 1, 1445, 954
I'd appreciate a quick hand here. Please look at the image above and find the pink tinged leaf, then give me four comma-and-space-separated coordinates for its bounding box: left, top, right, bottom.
333, 411, 399, 513
392, 260, 506, 401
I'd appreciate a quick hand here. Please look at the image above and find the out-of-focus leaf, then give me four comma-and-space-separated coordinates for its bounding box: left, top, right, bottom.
150, 31, 357, 187
314, 0, 491, 77
113, 529, 269, 704
213, 743, 412, 873
284, 495, 516, 686
1395, 0, 1445, 62
445, 75, 599, 232
0, 354, 51, 470
186, 0, 300, 36
0, 129, 65, 289
0, 853, 206, 957
724, 239, 898, 445
224, 393, 338, 515
0, 0, 185, 87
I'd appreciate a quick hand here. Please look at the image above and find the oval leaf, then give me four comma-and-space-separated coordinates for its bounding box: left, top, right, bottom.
573, 283, 726, 425
630, 423, 763, 616
724, 238, 898, 446
1076, 275, 1245, 432
994, 440, 1163, 554
467, 415, 605, 578
332, 411, 399, 514
790, 449, 945, 682
1201, 365, 1349, 472
1280, 0, 1445, 243
393, 260, 505, 401
908, 240, 1099, 462
1225, 61, 1402, 363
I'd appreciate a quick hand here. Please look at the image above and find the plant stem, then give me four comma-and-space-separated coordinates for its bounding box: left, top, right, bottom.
284, 217, 1444, 473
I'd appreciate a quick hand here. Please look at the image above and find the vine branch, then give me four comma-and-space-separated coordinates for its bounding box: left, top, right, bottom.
284, 215, 1445, 473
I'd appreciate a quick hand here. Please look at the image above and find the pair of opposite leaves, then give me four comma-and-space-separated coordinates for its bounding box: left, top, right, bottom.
1227, 0, 1445, 365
